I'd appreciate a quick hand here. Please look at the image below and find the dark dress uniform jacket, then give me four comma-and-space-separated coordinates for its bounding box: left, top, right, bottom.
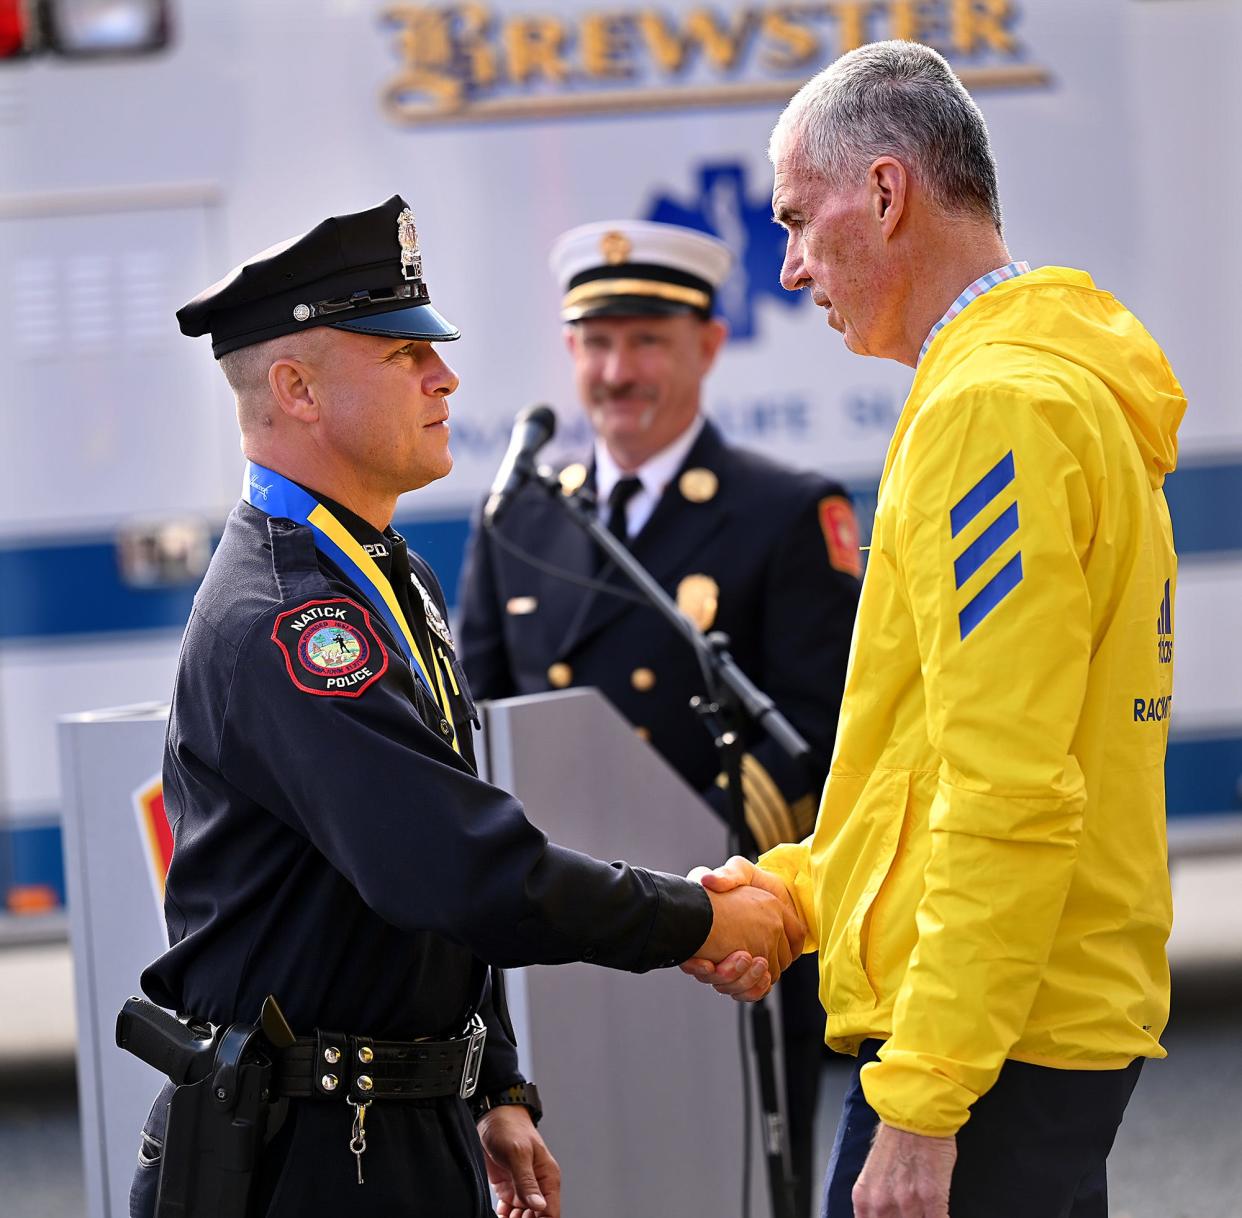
458, 420, 861, 847
136, 495, 710, 1218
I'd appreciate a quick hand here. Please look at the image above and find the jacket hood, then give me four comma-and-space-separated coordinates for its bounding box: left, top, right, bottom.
921, 267, 1186, 487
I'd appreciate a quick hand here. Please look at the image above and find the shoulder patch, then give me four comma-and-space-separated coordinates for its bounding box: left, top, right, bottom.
272, 598, 388, 698
818, 496, 863, 577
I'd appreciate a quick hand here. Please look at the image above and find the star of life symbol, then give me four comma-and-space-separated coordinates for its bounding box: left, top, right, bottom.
646, 162, 806, 342
397, 207, 423, 281
248, 473, 272, 500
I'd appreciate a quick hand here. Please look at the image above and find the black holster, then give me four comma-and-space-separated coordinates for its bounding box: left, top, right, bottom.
118, 997, 286, 1218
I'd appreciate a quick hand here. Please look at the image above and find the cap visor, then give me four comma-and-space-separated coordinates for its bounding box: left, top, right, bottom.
332, 302, 460, 341
563, 296, 702, 322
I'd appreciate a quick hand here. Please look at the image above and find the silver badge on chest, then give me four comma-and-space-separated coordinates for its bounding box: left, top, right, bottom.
410, 570, 454, 649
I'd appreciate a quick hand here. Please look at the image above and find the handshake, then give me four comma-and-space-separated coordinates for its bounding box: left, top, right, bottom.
682, 857, 807, 1001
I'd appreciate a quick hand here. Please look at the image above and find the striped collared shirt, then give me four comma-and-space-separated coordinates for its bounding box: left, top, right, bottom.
918, 261, 1032, 365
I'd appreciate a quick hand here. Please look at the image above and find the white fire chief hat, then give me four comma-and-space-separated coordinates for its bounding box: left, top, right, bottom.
549, 219, 733, 322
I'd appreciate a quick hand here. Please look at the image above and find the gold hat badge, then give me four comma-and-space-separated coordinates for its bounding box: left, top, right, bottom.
599, 230, 633, 265
397, 207, 423, 282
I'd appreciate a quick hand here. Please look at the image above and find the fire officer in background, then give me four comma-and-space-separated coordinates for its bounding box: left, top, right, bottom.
127, 195, 803, 1218
458, 219, 863, 1216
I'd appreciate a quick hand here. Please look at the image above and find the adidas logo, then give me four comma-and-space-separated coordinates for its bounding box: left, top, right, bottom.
1156, 578, 1172, 665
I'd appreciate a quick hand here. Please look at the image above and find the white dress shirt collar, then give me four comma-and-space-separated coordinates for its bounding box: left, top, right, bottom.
594, 413, 707, 539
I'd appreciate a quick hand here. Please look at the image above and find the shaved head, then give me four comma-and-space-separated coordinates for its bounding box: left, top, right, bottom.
220, 329, 331, 436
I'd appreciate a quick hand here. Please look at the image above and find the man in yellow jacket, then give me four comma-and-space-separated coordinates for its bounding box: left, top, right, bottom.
684, 39, 1186, 1218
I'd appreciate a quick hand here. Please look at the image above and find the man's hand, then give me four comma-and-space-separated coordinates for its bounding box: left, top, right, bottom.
477, 1104, 561, 1218
684, 856, 805, 997
852, 1123, 956, 1218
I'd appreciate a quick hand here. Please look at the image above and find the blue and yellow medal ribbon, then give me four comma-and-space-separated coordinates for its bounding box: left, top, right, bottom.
242, 461, 459, 753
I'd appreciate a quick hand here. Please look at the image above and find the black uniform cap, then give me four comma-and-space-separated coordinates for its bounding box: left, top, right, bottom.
177, 195, 460, 358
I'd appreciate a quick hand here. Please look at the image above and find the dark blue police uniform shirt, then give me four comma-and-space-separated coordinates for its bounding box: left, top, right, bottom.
141, 493, 711, 1051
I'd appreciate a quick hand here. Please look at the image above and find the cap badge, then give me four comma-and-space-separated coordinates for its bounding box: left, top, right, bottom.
677, 574, 719, 632
679, 468, 718, 504
397, 207, 423, 282
599, 230, 632, 266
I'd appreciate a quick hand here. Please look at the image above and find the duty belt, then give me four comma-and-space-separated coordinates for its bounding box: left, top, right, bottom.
273, 1015, 488, 1104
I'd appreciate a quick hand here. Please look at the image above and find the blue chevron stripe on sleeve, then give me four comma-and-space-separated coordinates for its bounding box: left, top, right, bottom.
950, 451, 1015, 537
954, 501, 1019, 588
959, 552, 1024, 639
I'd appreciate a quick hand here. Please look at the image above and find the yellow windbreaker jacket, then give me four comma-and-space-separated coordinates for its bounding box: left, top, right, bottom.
761, 267, 1186, 1137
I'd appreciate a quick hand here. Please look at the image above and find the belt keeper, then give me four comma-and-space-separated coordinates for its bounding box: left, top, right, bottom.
349, 1035, 376, 1104
315, 1029, 349, 1096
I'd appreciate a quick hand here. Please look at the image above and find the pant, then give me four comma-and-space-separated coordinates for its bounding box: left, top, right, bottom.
822, 1040, 1144, 1218
131, 1082, 491, 1217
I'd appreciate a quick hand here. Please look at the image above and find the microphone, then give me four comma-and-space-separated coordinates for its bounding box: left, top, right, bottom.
484, 405, 557, 527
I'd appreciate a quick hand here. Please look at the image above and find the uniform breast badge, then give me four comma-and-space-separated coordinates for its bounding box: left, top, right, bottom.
676, 574, 719, 632
409, 571, 455, 648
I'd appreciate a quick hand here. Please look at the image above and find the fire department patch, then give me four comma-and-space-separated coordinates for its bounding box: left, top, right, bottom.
272, 598, 388, 697
818, 496, 863, 577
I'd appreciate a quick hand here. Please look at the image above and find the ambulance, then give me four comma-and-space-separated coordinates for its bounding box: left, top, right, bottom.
1, 0, 1239, 942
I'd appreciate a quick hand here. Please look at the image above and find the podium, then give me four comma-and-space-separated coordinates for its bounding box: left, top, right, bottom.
58, 689, 772, 1218
480, 688, 771, 1216
58, 704, 173, 1218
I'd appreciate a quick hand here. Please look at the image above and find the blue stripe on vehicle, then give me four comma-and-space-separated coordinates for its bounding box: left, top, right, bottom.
0, 820, 66, 909
950, 451, 1015, 538
954, 501, 1019, 588
0, 515, 475, 643
1, 458, 1240, 643
959, 552, 1024, 638
1166, 733, 1242, 817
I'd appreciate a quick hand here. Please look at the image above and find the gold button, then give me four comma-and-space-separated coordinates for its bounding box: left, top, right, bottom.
323, 1046, 341, 1064
357, 1075, 374, 1092
630, 667, 656, 692
321, 1074, 339, 1092
506, 596, 538, 616
715, 772, 729, 789
357, 1046, 374, 1064
679, 468, 718, 504
558, 463, 588, 495
547, 662, 573, 688
635, 726, 651, 742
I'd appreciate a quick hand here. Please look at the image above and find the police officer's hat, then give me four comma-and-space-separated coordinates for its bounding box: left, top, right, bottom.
177, 195, 459, 358
549, 220, 733, 323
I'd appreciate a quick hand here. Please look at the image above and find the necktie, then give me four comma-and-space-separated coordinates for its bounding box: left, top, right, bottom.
606, 476, 643, 546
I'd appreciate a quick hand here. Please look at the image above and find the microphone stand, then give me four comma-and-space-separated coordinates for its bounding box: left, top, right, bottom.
500, 464, 809, 1218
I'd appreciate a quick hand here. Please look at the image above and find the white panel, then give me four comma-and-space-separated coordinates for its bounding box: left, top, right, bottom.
1170, 560, 1242, 733
2, 0, 1233, 516
0, 200, 236, 540
0, 636, 179, 810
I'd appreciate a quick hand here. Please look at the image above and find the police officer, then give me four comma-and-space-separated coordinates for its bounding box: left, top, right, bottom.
130, 195, 802, 1218
457, 219, 862, 1216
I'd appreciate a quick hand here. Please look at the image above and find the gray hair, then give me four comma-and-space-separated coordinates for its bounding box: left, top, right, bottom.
770, 40, 1003, 232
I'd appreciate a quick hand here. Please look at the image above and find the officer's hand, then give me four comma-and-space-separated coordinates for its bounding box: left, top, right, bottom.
681, 857, 805, 1000
852, 1123, 956, 1218
478, 1104, 561, 1218
688, 870, 802, 993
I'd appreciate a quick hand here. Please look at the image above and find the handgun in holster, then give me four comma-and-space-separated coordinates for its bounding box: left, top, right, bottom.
117, 995, 293, 1218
